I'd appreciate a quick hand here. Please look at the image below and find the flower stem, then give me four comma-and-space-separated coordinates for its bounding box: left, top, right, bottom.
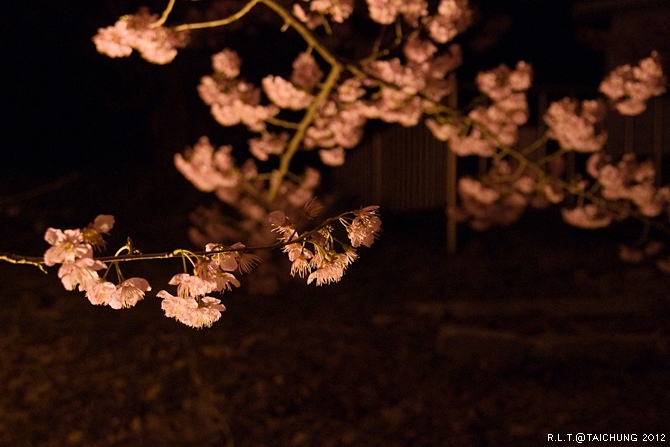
150, 0, 177, 28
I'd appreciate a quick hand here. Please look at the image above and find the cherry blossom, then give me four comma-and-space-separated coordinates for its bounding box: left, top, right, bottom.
561, 205, 612, 229
299, 0, 354, 23
544, 98, 607, 152
93, 8, 188, 64
44, 228, 91, 266
262, 75, 314, 110
346, 206, 382, 248
157, 290, 226, 329
587, 153, 670, 217
307, 249, 354, 286
58, 258, 107, 291
422, 0, 472, 44
319, 147, 346, 166
365, 0, 428, 25
249, 132, 289, 161
174, 137, 239, 192
599, 51, 666, 116
82, 215, 115, 250
87, 278, 151, 309
86, 281, 118, 307
212, 48, 242, 78
291, 52, 324, 93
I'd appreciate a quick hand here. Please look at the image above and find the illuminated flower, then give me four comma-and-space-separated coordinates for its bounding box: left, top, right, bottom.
157, 291, 226, 328
262, 75, 314, 110
319, 147, 346, 166
599, 51, 666, 116
211, 48, 242, 78
93, 8, 188, 64
86, 277, 151, 309
168, 273, 215, 298
561, 205, 612, 229
58, 258, 106, 291
86, 281, 118, 306
347, 206, 382, 248
291, 52, 323, 92
111, 277, 151, 309
44, 228, 91, 266
82, 214, 115, 250
544, 98, 607, 152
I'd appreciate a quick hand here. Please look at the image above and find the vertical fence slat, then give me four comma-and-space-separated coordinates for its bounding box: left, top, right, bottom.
446, 88, 458, 253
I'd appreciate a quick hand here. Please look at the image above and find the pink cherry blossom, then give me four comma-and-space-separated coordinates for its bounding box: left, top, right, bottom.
211, 48, 242, 78
422, 0, 472, 43
291, 52, 324, 92
168, 273, 215, 298
58, 258, 106, 291
347, 206, 382, 248
248, 132, 289, 161
174, 137, 239, 192
198, 66, 279, 132
319, 147, 346, 166
458, 178, 500, 205
86, 281, 119, 306
262, 75, 314, 110
307, 249, 357, 286
92, 20, 133, 58
304, 0, 354, 23
292, 3, 327, 29
366, 0, 428, 26
561, 205, 612, 229
544, 98, 607, 152
111, 277, 151, 309
44, 228, 91, 266
93, 8, 188, 65
599, 51, 666, 116
157, 291, 226, 328
425, 119, 459, 142
86, 277, 151, 309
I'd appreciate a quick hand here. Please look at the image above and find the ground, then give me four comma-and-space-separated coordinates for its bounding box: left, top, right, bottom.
1, 171, 669, 447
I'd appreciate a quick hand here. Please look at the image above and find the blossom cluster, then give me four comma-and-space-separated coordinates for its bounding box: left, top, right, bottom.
39, 209, 380, 328
427, 61, 533, 156
453, 53, 668, 239
156, 245, 259, 328
268, 206, 382, 285
543, 98, 607, 153
43, 215, 152, 309
196, 41, 463, 169
586, 152, 670, 218
198, 49, 279, 132
93, 8, 189, 64
449, 161, 554, 231
599, 51, 667, 116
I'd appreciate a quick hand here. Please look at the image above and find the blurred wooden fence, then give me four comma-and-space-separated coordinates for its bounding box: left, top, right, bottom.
331, 88, 670, 250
